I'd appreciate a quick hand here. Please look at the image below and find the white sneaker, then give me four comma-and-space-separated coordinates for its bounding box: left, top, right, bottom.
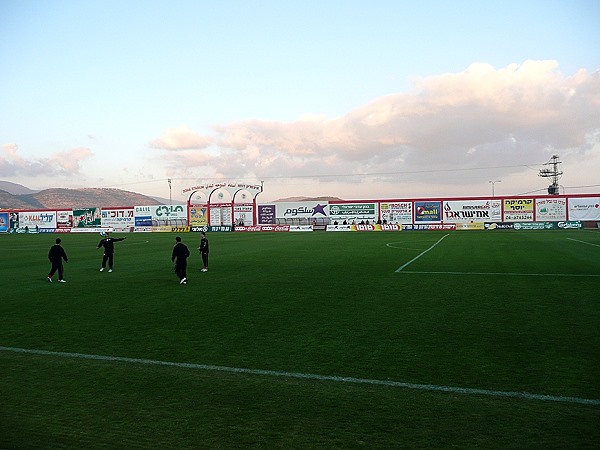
47, 277, 52, 282
100, 268, 104, 272
180, 277, 187, 284
59, 280, 66, 283
108, 269, 113, 273
201, 268, 207, 272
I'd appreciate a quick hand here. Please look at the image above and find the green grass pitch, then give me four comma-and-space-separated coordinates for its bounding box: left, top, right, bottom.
1, 230, 599, 448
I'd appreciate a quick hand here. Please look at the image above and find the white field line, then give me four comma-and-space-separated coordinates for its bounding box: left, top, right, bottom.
399, 271, 600, 277
395, 234, 450, 273
567, 238, 600, 248
1, 346, 599, 406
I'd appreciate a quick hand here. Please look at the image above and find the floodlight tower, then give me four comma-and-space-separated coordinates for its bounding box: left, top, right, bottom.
539, 155, 563, 195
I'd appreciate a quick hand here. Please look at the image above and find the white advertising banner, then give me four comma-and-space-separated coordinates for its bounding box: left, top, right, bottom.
134, 205, 188, 223
275, 201, 330, 220
329, 203, 378, 223
19, 211, 57, 229
536, 198, 567, 221
210, 204, 233, 226
568, 197, 600, 220
56, 210, 73, 228
101, 208, 135, 229
379, 202, 413, 224
443, 200, 502, 222
233, 204, 254, 226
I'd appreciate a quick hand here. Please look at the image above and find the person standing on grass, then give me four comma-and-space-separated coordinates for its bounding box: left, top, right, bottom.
47, 238, 68, 283
198, 232, 209, 272
97, 231, 126, 272
172, 236, 190, 284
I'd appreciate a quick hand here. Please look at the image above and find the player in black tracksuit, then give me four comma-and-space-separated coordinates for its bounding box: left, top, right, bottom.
48, 238, 68, 282
172, 236, 190, 284
199, 232, 209, 272
97, 232, 126, 272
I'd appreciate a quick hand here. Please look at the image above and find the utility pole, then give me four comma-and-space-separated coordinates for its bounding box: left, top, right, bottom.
538, 155, 563, 195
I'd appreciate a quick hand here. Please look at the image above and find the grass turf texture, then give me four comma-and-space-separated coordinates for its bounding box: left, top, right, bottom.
1, 230, 599, 448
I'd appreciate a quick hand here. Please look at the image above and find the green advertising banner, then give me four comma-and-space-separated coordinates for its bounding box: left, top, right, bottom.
73, 208, 101, 227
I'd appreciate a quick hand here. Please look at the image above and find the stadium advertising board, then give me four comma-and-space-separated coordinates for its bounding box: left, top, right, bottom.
70, 226, 113, 233
403, 223, 457, 230
134, 205, 188, 226
536, 198, 567, 221
154, 204, 187, 221
329, 203, 377, 223
275, 201, 330, 219
0, 212, 9, 233
134, 206, 153, 227
414, 201, 442, 222
101, 208, 134, 229
210, 204, 233, 226
235, 225, 290, 232
257, 205, 276, 224
484, 222, 515, 230
455, 222, 485, 230
73, 208, 101, 227
234, 204, 254, 226
155, 226, 190, 233
513, 222, 556, 230
326, 223, 402, 232
290, 225, 313, 232
503, 198, 534, 221
379, 224, 402, 231
568, 197, 600, 220
444, 200, 502, 222
56, 210, 73, 228
380, 202, 413, 224
188, 206, 208, 226
557, 221, 583, 229
19, 211, 57, 229
327, 224, 353, 232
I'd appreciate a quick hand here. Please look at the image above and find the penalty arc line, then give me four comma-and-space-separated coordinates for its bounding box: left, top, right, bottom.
395, 233, 450, 272
1, 346, 598, 406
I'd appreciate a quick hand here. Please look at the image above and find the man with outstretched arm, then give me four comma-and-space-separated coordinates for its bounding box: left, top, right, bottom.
97, 231, 126, 272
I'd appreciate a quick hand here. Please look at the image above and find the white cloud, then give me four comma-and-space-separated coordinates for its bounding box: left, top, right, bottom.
0, 143, 93, 177
153, 60, 600, 198
149, 125, 213, 150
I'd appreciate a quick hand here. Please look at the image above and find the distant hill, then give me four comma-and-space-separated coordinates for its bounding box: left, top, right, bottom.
0, 181, 342, 210
0, 190, 40, 209
0, 180, 38, 195
0, 187, 167, 210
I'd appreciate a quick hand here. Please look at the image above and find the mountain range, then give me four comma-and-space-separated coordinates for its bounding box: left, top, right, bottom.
0, 181, 344, 210
0, 181, 172, 210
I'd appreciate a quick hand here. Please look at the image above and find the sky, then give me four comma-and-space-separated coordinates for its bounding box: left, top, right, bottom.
1, 0, 599, 203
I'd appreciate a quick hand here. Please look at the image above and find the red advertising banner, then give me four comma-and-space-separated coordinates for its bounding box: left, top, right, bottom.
235, 225, 291, 232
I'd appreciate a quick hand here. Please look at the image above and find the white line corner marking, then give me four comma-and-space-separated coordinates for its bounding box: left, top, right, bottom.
395, 233, 450, 272
1, 346, 598, 406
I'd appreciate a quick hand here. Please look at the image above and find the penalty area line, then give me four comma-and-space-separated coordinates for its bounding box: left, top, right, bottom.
395, 234, 450, 273
567, 238, 600, 248
1, 346, 599, 406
